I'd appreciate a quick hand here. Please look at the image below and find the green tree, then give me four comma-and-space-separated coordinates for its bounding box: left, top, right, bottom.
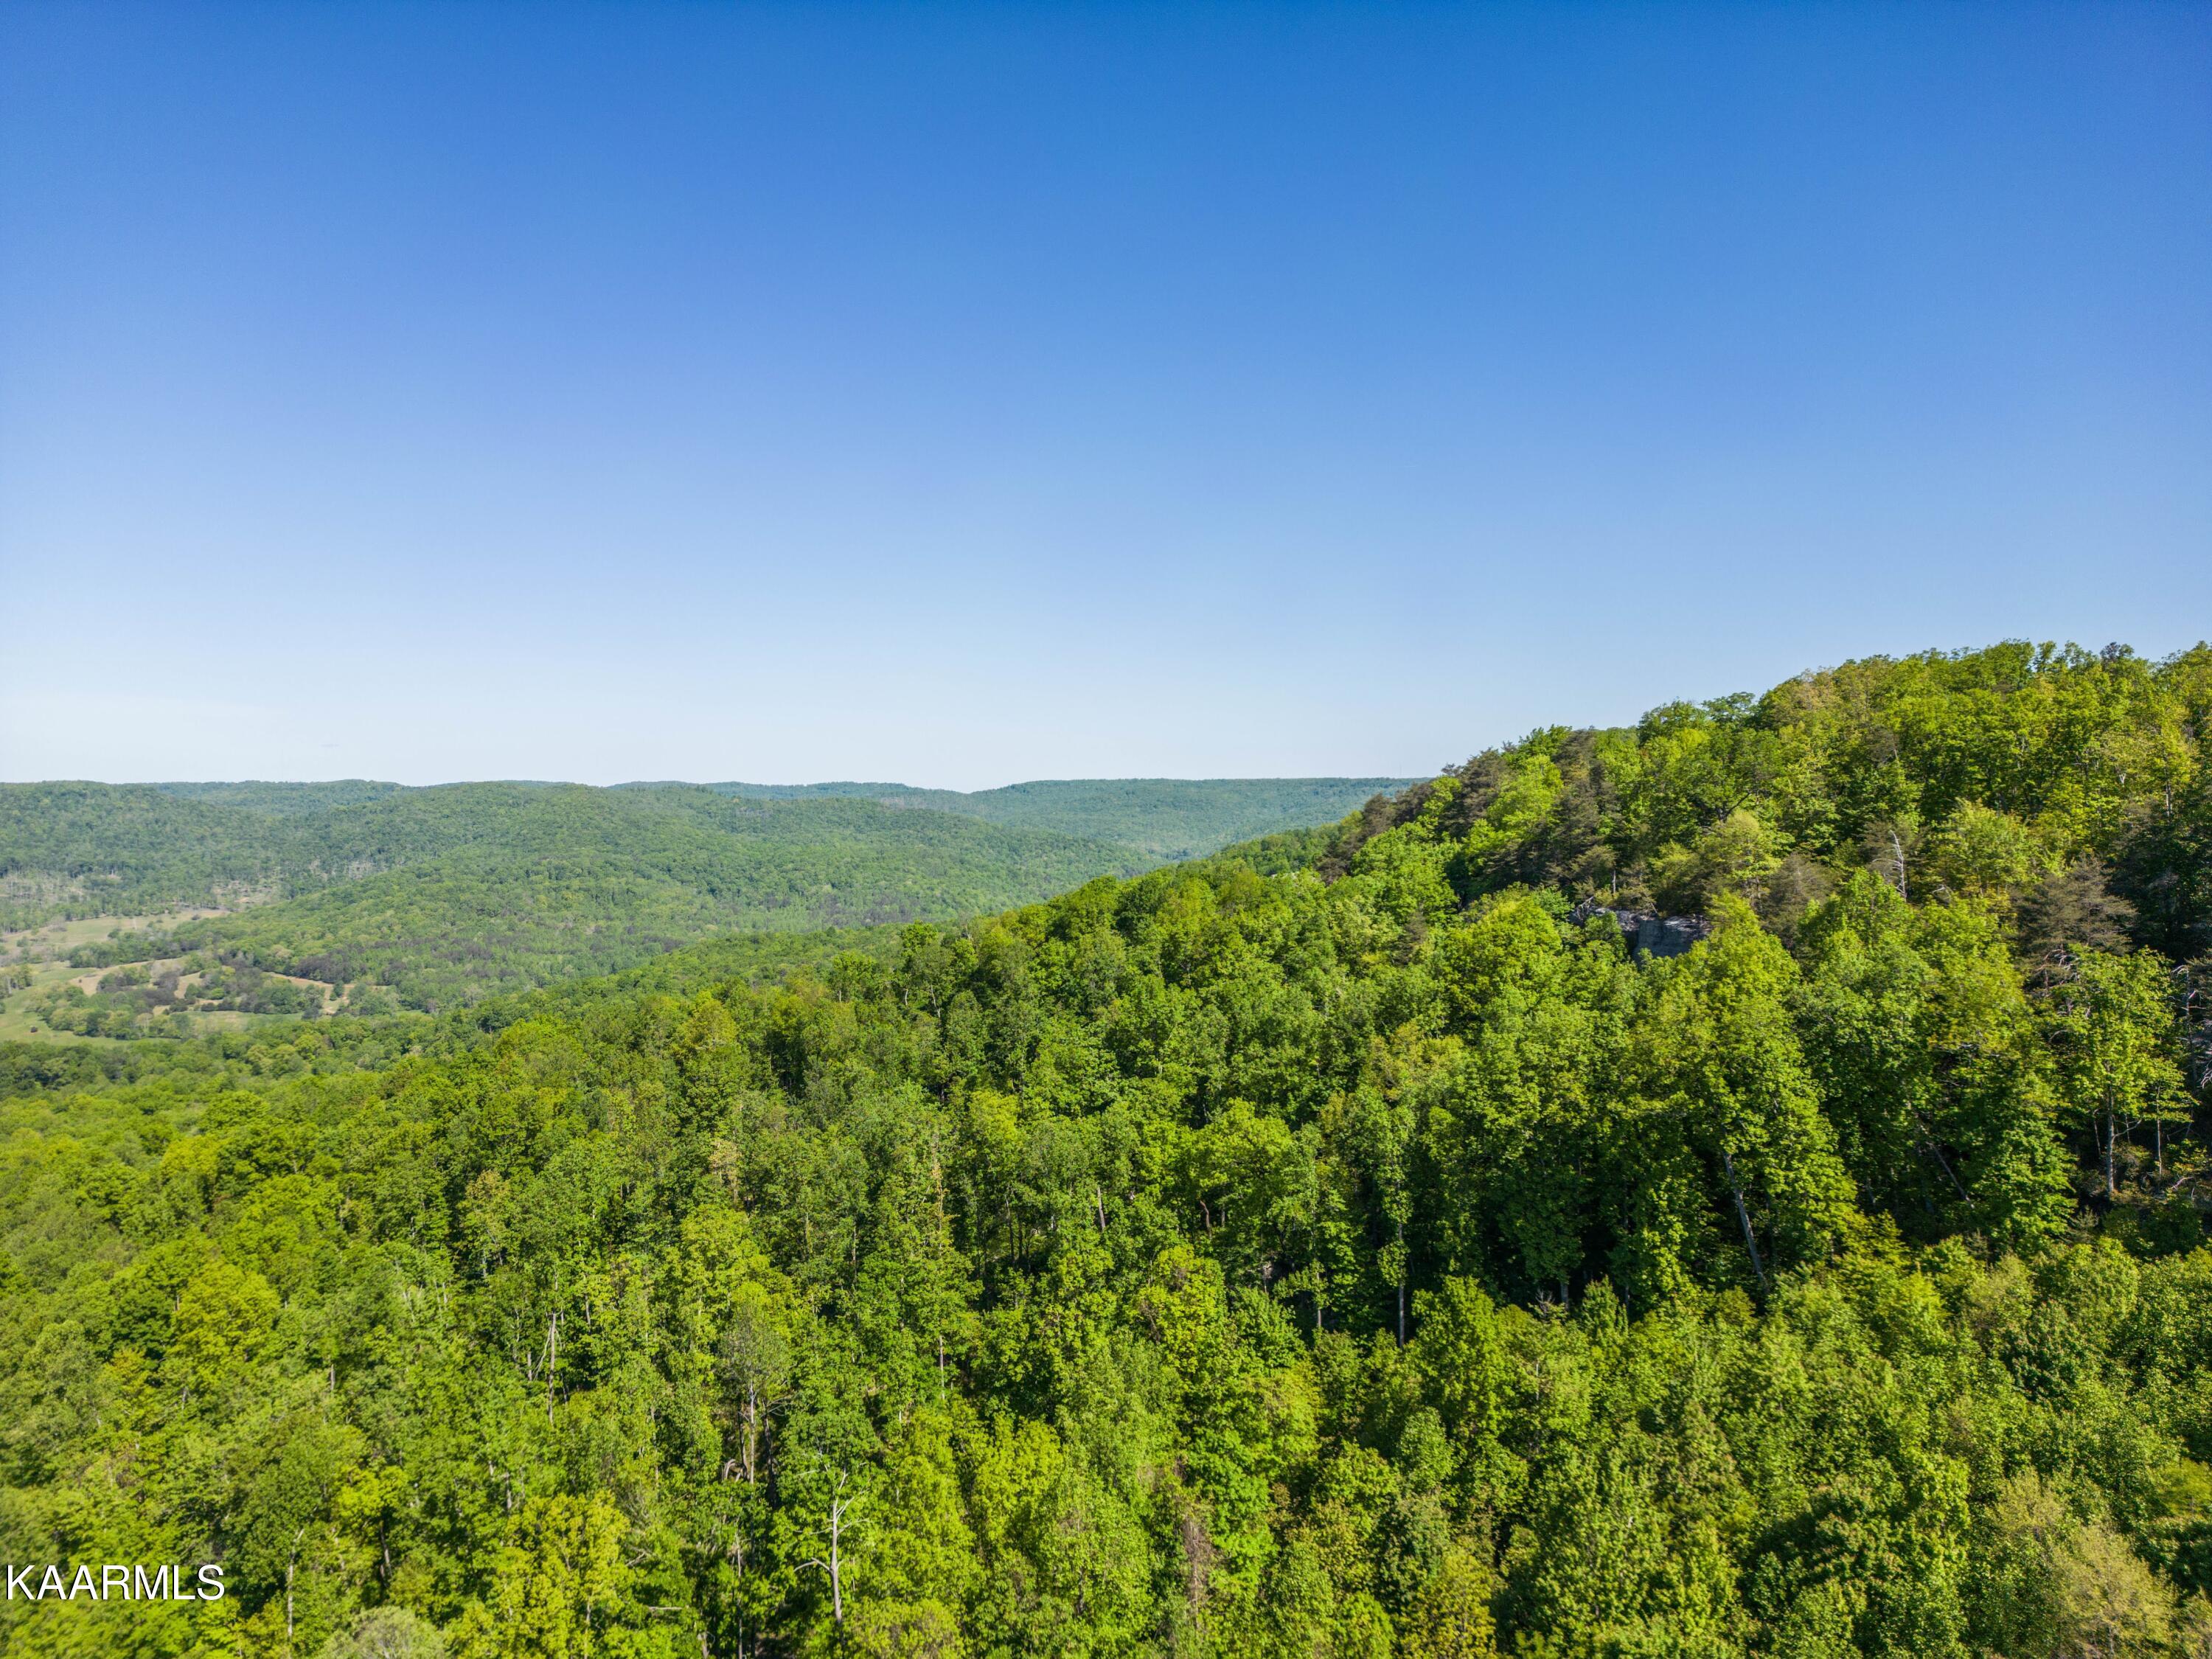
2051, 949, 2190, 1195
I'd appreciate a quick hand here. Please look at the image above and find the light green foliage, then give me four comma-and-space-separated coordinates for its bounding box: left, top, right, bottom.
1797, 875, 2073, 1248
2050, 949, 2191, 1197
450, 1492, 669, 1659
1457, 752, 1561, 868
319, 1606, 448, 1659
1326, 640, 2212, 960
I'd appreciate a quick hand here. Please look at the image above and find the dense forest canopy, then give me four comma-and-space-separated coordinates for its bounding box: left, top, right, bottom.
134, 779, 1418, 861
1, 641, 2210, 1659
679, 781, 1423, 865
0, 783, 1116, 927
149, 783, 417, 817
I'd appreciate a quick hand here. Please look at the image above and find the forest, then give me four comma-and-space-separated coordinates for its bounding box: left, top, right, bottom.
1, 641, 2210, 1659
0, 780, 1405, 1013
681, 782, 1422, 866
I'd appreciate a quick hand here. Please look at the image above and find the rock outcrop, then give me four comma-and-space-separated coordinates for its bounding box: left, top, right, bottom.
1567, 900, 1711, 959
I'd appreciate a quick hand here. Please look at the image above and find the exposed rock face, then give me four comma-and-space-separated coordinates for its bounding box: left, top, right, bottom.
1567, 900, 1711, 959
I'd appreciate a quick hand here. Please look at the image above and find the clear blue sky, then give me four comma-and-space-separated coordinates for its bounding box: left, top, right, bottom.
2, 2, 2206, 789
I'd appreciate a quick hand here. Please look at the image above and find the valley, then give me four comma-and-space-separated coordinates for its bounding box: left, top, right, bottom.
0, 776, 1411, 1016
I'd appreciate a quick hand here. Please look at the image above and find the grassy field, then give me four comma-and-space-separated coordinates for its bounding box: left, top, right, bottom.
0, 910, 319, 1040
1, 917, 145, 1040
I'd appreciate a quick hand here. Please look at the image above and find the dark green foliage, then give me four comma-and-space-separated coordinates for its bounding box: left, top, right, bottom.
150, 781, 414, 815
0, 783, 320, 923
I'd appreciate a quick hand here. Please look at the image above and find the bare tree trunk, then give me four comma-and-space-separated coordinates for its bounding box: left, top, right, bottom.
804, 1473, 855, 1625
1724, 1151, 1768, 1288
546, 1310, 560, 1422
1395, 1220, 1407, 1346
285, 1543, 299, 1644
742, 1387, 759, 1484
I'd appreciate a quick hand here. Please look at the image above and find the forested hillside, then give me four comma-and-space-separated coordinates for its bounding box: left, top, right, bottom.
0, 784, 1130, 933
0, 784, 319, 921
690, 779, 1421, 863
151, 782, 415, 815
161, 791, 1140, 1012
2, 641, 2210, 1659
2, 779, 1406, 1012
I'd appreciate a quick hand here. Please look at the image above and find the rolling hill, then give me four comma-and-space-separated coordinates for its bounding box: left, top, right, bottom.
673, 776, 1419, 861
0, 775, 1408, 1011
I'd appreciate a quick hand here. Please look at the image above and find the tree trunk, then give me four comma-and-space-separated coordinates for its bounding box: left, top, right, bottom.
1723, 1151, 1768, 1288
1395, 1220, 1407, 1346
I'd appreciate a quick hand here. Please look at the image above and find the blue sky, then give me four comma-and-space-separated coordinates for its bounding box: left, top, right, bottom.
2, 2, 2206, 789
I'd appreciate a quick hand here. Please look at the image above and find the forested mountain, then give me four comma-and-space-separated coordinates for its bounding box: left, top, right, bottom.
1, 783, 319, 919
2, 779, 1408, 1012
0, 782, 1115, 928
684, 779, 1422, 863
151, 782, 416, 815
3, 782, 1402, 1014
1, 641, 2211, 1659
164, 798, 1112, 1011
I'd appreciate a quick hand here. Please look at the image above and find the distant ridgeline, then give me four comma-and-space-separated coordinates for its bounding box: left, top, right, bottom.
0, 641, 2209, 1659
639, 776, 1423, 863
0, 776, 1412, 1011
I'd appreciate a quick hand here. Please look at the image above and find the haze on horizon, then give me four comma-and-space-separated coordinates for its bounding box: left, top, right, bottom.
2, 2, 2206, 792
